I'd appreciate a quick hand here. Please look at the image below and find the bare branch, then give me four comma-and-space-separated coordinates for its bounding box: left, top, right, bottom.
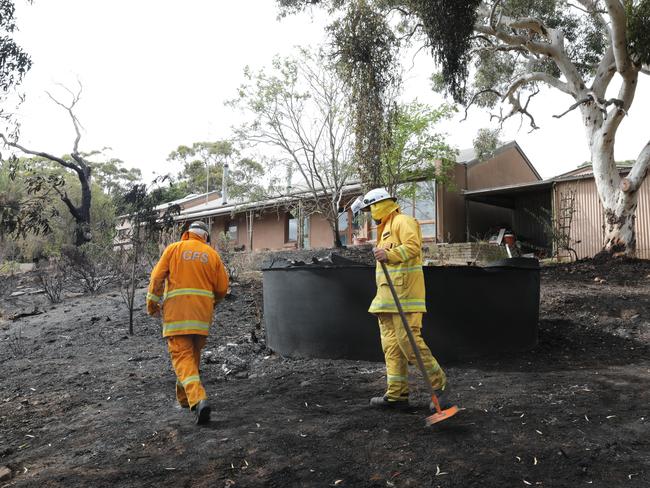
51, 184, 82, 220
509, 17, 549, 37
461, 88, 502, 121
504, 71, 573, 100
567, 2, 592, 14
553, 92, 624, 119
489, 0, 502, 28
45, 83, 85, 156
475, 11, 587, 94
626, 140, 650, 191
0, 134, 84, 175
553, 96, 592, 118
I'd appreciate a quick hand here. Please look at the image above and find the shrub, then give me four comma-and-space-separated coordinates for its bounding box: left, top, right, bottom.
35, 258, 65, 303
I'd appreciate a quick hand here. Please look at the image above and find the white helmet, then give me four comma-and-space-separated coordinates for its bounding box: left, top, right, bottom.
350, 188, 395, 215
188, 220, 209, 240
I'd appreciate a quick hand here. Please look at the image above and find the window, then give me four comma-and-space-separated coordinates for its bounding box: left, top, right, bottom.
286, 213, 310, 248
228, 224, 238, 242
396, 181, 437, 239
287, 216, 298, 242
303, 216, 310, 249
338, 212, 349, 245
338, 210, 365, 245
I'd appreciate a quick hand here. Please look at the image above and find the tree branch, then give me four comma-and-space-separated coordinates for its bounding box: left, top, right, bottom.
624, 140, 650, 192
461, 88, 502, 121
0, 134, 84, 176
51, 184, 82, 220
592, 44, 616, 98
45, 81, 84, 157
504, 71, 573, 99
553, 92, 624, 119
509, 17, 549, 37
605, 0, 631, 75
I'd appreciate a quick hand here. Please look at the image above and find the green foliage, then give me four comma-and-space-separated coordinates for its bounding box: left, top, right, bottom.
382, 101, 457, 195
118, 178, 180, 244
0, 0, 31, 94
473, 128, 503, 161
92, 158, 142, 199
330, 0, 399, 189
627, 0, 650, 66
167, 140, 264, 201
0, 153, 124, 260
0, 157, 58, 240
384, 0, 482, 102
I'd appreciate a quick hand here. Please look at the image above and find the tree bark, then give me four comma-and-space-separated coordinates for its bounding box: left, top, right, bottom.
590, 131, 640, 256
74, 165, 93, 246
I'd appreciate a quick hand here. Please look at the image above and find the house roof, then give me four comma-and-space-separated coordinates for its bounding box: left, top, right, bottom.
153, 190, 221, 211
173, 140, 539, 220
176, 182, 363, 221
460, 140, 542, 181
463, 165, 633, 208
553, 164, 633, 180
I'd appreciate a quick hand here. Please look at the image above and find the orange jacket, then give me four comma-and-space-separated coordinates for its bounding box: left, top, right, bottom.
146, 231, 229, 337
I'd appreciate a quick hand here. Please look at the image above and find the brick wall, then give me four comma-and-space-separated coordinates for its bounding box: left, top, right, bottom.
424, 242, 507, 265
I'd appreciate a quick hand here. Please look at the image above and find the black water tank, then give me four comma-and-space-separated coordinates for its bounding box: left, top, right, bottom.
262, 258, 540, 362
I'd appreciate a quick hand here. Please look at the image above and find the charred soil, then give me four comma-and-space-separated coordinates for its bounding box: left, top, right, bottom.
0, 258, 649, 487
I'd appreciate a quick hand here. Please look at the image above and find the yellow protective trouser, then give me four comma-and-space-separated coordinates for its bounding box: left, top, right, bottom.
378, 312, 446, 401
167, 335, 208, 409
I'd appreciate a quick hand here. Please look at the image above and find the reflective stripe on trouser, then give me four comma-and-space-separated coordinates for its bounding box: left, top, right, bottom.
166, 334, 208, 408
378, 312, 446, 401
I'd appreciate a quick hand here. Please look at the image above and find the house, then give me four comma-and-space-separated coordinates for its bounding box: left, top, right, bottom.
114, 191, 221, 248
464, 164, 650, 259
174, 141, 542, 252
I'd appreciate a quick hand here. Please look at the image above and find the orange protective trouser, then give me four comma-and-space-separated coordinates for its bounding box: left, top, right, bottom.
166, 335, 208, 408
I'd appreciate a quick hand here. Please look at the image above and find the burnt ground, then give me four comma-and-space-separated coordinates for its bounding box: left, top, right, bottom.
1, 258, 649, 488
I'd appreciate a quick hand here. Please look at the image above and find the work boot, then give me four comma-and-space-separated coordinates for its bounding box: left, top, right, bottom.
369, 395, 409, 409
193, 400, 211, 425
430, 385, 454, 411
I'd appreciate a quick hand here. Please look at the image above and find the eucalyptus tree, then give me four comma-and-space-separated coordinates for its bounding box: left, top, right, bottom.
278, 0, 650, 257
167, 140, 264, 201
0, 0, 32, 135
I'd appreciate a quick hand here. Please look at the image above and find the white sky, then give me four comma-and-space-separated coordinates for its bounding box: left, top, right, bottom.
10, 0, 650, 181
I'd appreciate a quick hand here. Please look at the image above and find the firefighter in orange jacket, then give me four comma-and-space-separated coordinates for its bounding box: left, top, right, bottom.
146, 221, 229, 425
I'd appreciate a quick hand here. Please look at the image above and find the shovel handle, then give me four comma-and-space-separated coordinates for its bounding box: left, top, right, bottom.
380, 262, 436, 399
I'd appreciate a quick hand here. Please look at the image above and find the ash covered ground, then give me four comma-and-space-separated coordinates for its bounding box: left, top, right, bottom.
0, 256, 649, 487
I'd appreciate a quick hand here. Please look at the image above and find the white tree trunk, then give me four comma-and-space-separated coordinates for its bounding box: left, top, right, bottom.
590, 131, 640, 256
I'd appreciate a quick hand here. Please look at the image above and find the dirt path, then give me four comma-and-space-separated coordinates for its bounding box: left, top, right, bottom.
1, 260, 649, 487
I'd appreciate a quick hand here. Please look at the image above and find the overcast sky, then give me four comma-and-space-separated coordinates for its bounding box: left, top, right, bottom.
10, 0, 650, 181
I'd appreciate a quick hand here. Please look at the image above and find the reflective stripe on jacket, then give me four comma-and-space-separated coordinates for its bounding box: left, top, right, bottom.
369, 212, 426, 314
146, 232, 229, 337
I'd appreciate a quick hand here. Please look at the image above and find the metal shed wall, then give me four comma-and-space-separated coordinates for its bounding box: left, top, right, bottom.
554, 176, 650, 259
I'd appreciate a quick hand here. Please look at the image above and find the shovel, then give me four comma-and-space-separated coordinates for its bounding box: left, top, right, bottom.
380, 262, 459, 426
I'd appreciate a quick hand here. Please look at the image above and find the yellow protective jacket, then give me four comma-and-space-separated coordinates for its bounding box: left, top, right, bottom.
369, 211, 426, 314
146, 232, 229, 337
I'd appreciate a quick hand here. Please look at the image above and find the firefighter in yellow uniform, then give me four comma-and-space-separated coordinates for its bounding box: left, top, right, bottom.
352, 188, 451, 410
146, 221, 229, 425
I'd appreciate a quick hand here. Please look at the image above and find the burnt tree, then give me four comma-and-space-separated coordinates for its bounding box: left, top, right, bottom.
1, 83, 93, 246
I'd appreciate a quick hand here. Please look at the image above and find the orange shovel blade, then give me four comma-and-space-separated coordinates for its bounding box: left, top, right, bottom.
425, 405, 459, 426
